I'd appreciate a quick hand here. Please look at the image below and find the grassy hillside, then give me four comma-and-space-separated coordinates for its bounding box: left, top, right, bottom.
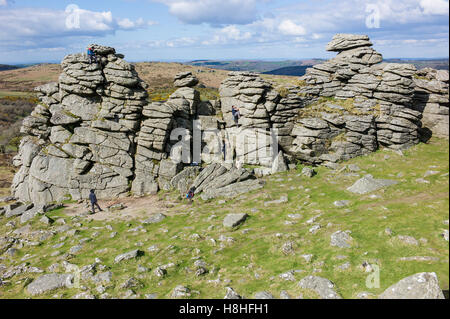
0, 65, 19, 72
0, 137, 448, 299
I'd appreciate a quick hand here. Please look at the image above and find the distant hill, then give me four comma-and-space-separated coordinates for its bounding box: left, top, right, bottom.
261, 58, 449, 77
185, 59, 324, 73
384, 59, 449, 71
263, 65, 311, 77
0, 64, 19, 72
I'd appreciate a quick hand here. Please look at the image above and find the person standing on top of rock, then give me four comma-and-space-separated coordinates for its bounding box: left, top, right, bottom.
87, 47, 97, 64
231, 105, 241, 127
89, 189, 102, 213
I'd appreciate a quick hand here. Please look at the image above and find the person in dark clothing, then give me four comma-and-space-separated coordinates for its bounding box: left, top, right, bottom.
87, 47, 97, 64
231, 105, 241, 127
222, 140, 226, 161
89, 189, 102, 213
186, 187, 196, 203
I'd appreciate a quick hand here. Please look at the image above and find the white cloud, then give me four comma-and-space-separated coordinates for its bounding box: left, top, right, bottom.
420, 0, 449, 15
0, 0, 11, 6
118, 17, 156, 29
153, 0, 264, 25
166, 37, 197, 47
278, 19, 306, 36
203, 25, 253, 45
0, 7, 156, 50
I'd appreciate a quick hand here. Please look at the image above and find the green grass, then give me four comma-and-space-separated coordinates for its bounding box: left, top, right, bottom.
0, 91, 35, 99
0, 138, 448, 299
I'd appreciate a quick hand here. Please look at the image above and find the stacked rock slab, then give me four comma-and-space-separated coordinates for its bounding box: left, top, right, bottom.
219, 72, 303, 167
412, 68, 449, 139
132, 72, 200, 195
189, 163, 264, 200
293, 34, 422, 164
12, 45, 148, 204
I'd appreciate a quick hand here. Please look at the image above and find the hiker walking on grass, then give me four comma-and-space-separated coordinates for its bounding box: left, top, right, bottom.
231, 105, 241, 127
87, 47, 97, 64
186, 187, 196, 203
89, 189, 102, 213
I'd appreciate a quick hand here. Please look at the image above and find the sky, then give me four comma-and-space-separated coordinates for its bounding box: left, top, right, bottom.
0, 0, 449, 64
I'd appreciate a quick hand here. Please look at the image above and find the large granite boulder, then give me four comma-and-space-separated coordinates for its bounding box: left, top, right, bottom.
379, 272, 445, 299
412, 68, 449, 139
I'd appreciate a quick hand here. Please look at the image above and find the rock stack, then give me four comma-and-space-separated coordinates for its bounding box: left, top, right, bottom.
132, 73, 201, 195
219, 72, 303, 167
12, 45, 148, 204
412, 68, 449, 138
174, 71, 199, 88
292, 33, 424, 164
10, 35, 448, 205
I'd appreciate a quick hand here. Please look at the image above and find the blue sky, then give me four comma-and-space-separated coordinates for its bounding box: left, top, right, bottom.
0, 0, 448, 64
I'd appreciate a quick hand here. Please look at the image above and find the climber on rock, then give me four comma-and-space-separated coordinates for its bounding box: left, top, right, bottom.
231, 105, 241, 127
89, 189, 103, 214
87, 47, 97, 64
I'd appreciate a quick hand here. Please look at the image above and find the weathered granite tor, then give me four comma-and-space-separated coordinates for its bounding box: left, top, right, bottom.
13, 45, 148, 204
294, 33, 424, 165
10, 34, 448, 205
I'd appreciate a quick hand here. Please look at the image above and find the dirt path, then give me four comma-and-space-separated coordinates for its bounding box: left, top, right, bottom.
63, 194, 193, 222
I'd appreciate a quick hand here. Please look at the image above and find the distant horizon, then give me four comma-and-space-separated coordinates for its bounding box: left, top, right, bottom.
1, 0, 448, 65
3, 57, 450, 66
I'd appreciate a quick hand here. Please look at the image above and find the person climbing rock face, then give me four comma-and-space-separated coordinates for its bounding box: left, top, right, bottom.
231, 105, 241, 127
89, 189, 102, 214
87, 47, 97, 64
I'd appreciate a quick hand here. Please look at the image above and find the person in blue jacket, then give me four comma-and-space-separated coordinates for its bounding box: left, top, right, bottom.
89, 189, 102, 214
186, 187, 196, 203
87, 47, 97, 64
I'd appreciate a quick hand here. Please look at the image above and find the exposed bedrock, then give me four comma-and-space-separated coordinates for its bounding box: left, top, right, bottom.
11, 35, 448, 204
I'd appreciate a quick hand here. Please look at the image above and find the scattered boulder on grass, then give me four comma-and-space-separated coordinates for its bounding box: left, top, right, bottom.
298, 276, 342, 299
26, 274, 72, 296
333, 200, 350, 207
264, 195, 288, 206
114, 249, 142, 263
347, 174, 398, 194
395, 235, 419, 246
254, 291, 275, 299
301, 167, 316, 178
330, 230, 353, 248
142, 213, 166, 224
171, 285, 191, 298
379, 272, 445, 299
224, 287, 242, 299
223, 213, 248, 228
